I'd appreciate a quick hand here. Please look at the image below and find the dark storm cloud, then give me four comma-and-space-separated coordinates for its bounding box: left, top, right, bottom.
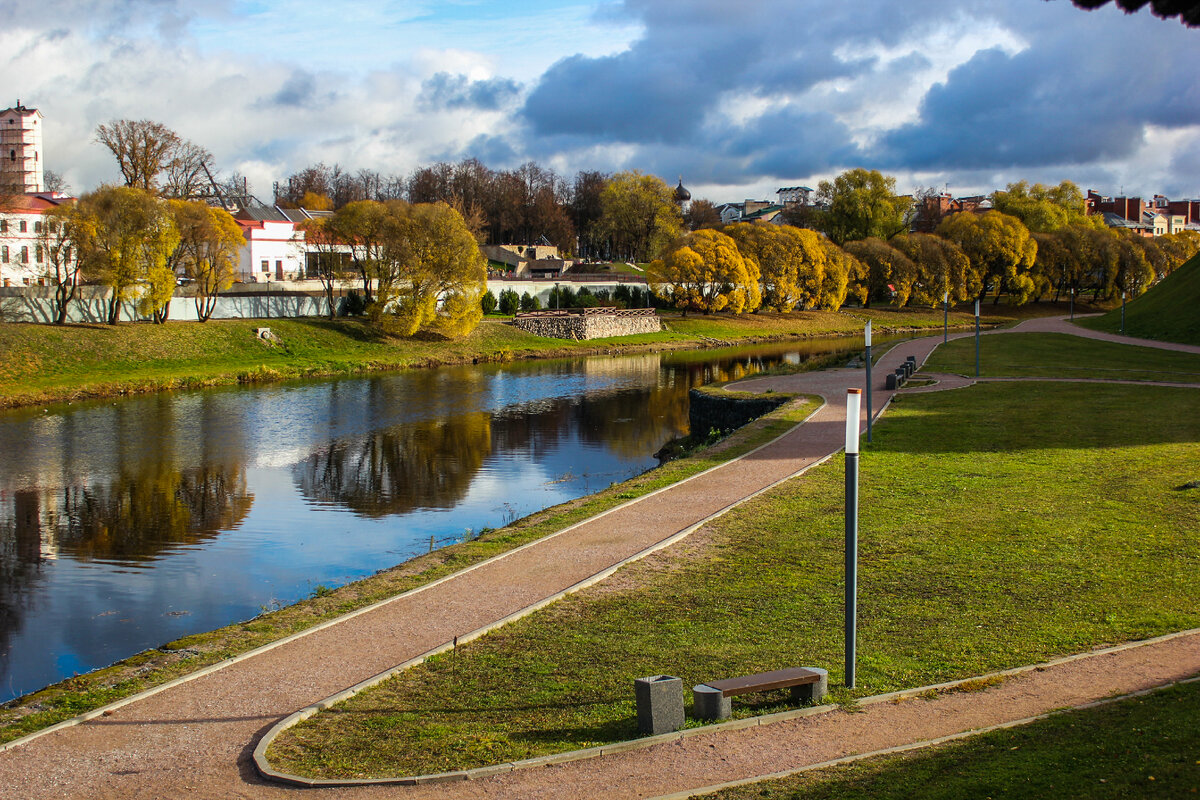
512, 0, 1200, 188
417, 73, 521, 112
520, 1, 956, 147
874, 3, 1200, 170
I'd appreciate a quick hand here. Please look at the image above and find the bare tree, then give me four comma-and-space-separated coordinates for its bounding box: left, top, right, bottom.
95, 119, 182, 191
43, 169, 70, 194
161, 140, 215, 199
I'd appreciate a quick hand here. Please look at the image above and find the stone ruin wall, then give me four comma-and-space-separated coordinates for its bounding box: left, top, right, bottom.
512, 311, 661, 340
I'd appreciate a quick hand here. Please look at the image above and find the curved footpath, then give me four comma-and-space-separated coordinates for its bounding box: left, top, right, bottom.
1, 316, 1197, 799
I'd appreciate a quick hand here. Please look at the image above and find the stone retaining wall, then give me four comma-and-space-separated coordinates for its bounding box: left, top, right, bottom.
512, 310, 661, 340
688, 388, 789, 435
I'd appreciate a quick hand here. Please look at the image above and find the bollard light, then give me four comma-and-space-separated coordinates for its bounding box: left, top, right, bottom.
844, 387, 861, 689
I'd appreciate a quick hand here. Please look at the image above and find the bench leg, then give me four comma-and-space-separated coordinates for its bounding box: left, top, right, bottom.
790, 668, 829, 705
692, 684, 731, 721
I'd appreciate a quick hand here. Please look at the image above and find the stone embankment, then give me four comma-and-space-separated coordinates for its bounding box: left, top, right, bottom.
512, 307, 661, 340
688, 387, 789, 435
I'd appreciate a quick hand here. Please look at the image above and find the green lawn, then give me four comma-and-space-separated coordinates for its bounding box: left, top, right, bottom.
706, 679, 1200, 799
923, 332, 1200, 383
266, 378, 1200, 779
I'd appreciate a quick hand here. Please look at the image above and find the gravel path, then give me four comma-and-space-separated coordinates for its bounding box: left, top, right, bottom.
1, 315, 1196, 799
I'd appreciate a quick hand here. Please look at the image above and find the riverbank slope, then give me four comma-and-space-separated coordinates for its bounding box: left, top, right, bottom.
0, 303, 1086, 409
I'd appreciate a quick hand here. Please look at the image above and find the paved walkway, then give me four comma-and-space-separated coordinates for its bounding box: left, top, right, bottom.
1, 316, 1196, 799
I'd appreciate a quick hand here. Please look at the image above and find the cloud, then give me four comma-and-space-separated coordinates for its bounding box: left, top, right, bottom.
417, 73, 521, 112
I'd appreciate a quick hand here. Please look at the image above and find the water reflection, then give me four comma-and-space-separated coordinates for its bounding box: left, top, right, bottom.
0, 337, 861, 700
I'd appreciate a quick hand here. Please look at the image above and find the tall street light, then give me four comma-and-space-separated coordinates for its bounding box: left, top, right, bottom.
844, 387, 861, 689
864, 320, 873, 443
943, 291, 949, 344
974, 298, 981, 378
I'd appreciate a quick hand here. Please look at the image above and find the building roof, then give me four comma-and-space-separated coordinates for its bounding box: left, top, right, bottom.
0, 192, 71, 213
674, 177, 691, 202
237, 202, 292, 223
1102, 211, 1151, 230
0, 103, 41, 118
743, 204, 784, 221
777, 186, 813, 193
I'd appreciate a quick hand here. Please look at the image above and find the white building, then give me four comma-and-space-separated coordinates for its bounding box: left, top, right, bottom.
234, 204, 308, 282
0, 193, 75, 287
1, 102, 44, 194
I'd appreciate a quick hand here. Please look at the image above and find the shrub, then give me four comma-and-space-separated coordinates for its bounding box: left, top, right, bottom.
498, 289, 520, 315
520, 292, 541, 311
480, 290, 498, 315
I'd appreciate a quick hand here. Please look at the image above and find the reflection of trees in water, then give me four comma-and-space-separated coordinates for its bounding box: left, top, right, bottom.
0, 465, 251, 673
294, 412, 492, 517
0, 491, 45, 667
49, 464, 253, 562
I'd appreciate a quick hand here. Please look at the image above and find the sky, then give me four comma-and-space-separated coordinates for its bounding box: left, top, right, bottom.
2, 0, 1198, 205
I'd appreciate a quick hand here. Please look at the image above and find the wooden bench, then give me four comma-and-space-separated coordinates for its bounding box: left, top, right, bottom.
693, 667, 828, 721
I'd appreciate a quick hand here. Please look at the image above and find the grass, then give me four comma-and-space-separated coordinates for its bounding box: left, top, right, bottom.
266, 378, 1200, 779
704, 679, 1200, 799
923, 332, 1200, 383
0, 303, 1066, 409
0, 393, 820, 746
1078, 253, 1200, 346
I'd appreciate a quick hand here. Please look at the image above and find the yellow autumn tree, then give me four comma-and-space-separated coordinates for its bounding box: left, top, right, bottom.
384, 202, 486, 338
937, 210, 1037, 304
168, 200, 245, 321
724, 223, 825, 312
649, 229, 760, 314
817, 240, 862, 310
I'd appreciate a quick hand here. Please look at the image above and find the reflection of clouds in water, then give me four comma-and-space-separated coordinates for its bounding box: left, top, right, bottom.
0, 338, 859, 701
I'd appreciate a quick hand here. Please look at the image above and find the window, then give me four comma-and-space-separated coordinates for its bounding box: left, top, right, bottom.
34, 221, 42, 233
0, 220, 6, 233
8, 150, 14, 162
35, 245, 43, 263
48, 221, 57, 233
261, 259, 269, 272
19, 246, 28, 263
19, 220, 26, 233
1, 246, 7, 263
275, 260, 282, 272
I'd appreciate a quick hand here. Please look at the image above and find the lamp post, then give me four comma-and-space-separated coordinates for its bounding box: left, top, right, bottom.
864, 320, 873, 443
265, 276, 271, 319
555, 282, 560, 310
1121, 289, 1126, 335
1069, 286, 1075, 321
844, 388, 861, 689
943, 290, 949, 344
974, 298, 980, 378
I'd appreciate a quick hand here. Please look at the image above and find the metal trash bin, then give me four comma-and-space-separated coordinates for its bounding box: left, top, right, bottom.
635, 675, 684, 735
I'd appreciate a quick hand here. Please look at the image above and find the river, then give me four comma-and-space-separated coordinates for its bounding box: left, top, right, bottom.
0, 338, 862, 701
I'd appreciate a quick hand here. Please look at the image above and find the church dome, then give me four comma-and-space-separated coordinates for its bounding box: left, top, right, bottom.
674, 177, 691, 202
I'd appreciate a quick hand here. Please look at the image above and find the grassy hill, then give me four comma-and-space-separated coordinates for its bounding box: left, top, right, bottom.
1079, 253, 1200, 345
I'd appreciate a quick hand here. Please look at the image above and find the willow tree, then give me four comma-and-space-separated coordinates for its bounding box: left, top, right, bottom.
649, 229, 760, 314
169, 200, 244, 321
74, 186, 179, 324
844, 237, 917, 307
991, 180, 1099, 234
384, 202, 486, 338
892, 233, 977, 306
331, 199, 392, 303
598, 171, 683, 262
817, 240, 861, 310
937, 210, 1037, 304
815, 168, 912, 245
724, 223, 825, 312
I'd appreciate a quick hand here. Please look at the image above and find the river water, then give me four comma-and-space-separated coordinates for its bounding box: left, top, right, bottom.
0, 338, 861, 701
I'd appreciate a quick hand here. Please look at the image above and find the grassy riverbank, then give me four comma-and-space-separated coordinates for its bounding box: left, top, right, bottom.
705, 679, 1200, 800
0, 394, 820, 746
1078, 253, 1200, 346
0, 303, 1066, 409
266, 353, 1200, 778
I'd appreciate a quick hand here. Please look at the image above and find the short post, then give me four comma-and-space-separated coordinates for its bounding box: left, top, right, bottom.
555, 282, 560, 310
844, 388, 861, 689
1121, 290, 1126, 335
974, 298, 981, 378
943, 291, 949, 344
265, 277, 271, 319
864, 320, 873, 443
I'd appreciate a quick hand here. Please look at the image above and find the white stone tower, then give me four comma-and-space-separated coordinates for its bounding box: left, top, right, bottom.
0, 101, 44, 194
